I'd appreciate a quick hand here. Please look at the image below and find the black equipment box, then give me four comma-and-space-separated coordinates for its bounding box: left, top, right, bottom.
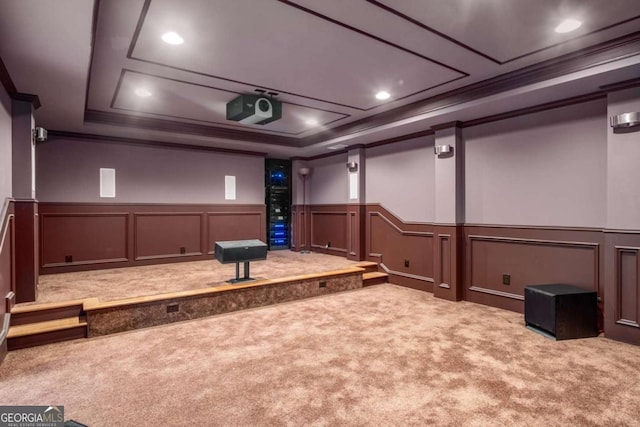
214, 240, 268, 264
524, 284, 598, 340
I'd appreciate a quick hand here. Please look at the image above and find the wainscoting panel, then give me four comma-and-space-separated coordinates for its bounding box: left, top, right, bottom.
41, 213, 129, 267
465, 226, 603, 313
605, 232, 640, 346
433, 225, 463, 301
366, 204, 434, 291
346, 205, 365, 261
310, 206, 348, 255
207, 212, 264, 254
291, 205, 310, 251
617, 248, 638, 326
291, 205, 301, 250
13, 201, 38, 303
135, 213, 202, 260
39, 203, 266, 274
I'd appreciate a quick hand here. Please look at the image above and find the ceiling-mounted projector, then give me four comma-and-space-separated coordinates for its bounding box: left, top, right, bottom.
226, 94, 282, 125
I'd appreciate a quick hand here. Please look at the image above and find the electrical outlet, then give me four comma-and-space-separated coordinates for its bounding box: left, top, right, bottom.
167, 303, 179, 313
319, 281, 327, 288
65, 255, 73, 263
502, 274, 511, 285
404, 259, 410, 268
326, 241, 331, 248
180, 247, 186, 254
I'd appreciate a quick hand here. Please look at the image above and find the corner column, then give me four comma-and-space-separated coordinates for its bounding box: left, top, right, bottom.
12, 98, 38, 303
603, 85, 640, 346
347, 147, 366, 260
432, 122, 464, 301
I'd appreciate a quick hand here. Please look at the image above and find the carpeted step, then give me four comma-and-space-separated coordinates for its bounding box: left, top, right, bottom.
7, 316, 88, 350
354, 261, 379, 274
10, 299, 87, 326
363, 271, 388, 286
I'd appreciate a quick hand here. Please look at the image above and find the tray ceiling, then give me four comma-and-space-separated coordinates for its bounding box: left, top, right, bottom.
1, 0, 640, 156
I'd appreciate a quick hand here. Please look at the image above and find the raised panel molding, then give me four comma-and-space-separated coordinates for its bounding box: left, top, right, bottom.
467, 286, 524, 301
368, 211, 434, 239
40, 213, 129, 267
297, 209, 307, 249
206, 211, 263, 254
615, 246, 640, 328
378, 263, 435, 283
310, 210, 348, 254
466, 232, 601, 312
348, 211, 357, 257
604, 233, 640, 345
366, 206, 434, 290
134, 212, 203, 260
38, 203, 265, 273
438, 234, 451, 289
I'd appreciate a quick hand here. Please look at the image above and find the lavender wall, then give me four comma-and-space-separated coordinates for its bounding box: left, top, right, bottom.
0, 85, 11, 203
366, 136, 435, 222
36, 137, 265, 204
606, 88, 640, 230
465, 98, 607, 227
308, 153, 348, 205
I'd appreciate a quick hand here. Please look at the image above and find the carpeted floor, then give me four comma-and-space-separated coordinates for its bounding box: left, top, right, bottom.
2, 284, 640, 426
27, 251, 358, 304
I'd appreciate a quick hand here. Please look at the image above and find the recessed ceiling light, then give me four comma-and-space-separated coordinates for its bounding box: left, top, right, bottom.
134, 88, 152, 97
328, 144, 348, 150
305, 119, 318, 126
375, 91, 390, 100
555, 18, 582, 33
162, 31, 184, 45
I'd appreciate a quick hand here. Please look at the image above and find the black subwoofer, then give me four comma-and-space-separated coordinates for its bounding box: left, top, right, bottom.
524, 284, 598, 340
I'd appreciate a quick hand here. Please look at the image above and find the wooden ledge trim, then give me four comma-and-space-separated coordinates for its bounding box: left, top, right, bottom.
8, 317, 87, 339
11, 299, 90, 314
85, 267, 365, 311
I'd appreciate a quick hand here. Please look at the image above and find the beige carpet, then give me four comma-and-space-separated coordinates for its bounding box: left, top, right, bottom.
2, 284, 640, 426
29, 250, 358, 304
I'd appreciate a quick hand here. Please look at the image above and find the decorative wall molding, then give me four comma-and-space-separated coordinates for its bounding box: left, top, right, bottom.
40, 212, 130, 268
437, 233, 451, 289
465, 228, 602, 312
368, 211, 434, 237
38, 203, 266, 273
347, 211, 357, 257
133, 212, 203, 260
614, 245, 640, 328
605, 233, 640, 345
0, 56, 40, 109
366, 204, 434, 290
310, 209, 348, 254
379, 263, 434, 283
468, 286, 524, 301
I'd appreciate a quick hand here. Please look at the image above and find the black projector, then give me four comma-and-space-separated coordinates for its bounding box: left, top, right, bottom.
226, 94, 282, 125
